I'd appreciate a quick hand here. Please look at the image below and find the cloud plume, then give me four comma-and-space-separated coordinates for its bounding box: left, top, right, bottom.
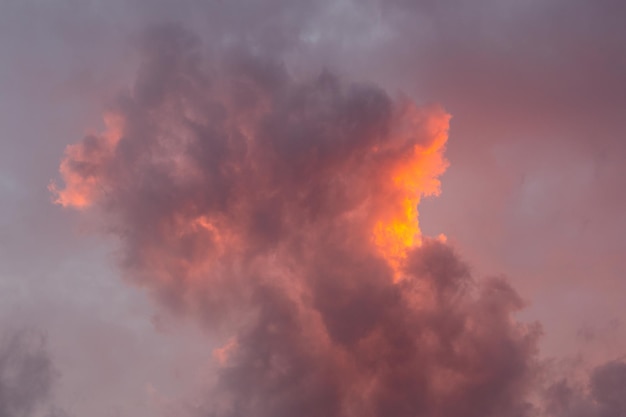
51, 24, 547, 417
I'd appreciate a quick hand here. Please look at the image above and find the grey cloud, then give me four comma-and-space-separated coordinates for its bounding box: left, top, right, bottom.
590, 361, 626, 417
0, 330, 61, 417
544, 360, 626, 417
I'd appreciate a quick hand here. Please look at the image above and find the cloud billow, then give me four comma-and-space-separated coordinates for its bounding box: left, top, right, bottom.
51, 23, 626, 417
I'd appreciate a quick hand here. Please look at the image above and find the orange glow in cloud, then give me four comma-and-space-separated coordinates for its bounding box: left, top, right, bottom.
212, 338, 238, 366
52, 93, 450, 287
373, 106, 450, 279
49, 113, 124, 209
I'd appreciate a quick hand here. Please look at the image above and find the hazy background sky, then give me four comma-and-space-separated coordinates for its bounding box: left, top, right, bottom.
1, 1, 625, 416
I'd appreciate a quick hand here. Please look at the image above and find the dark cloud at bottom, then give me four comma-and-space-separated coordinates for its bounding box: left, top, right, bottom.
0, 330, 68, 417
544, 361, 626, 417
50, 24, 626, 417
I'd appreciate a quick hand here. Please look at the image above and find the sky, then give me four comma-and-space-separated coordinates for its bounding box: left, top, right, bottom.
1, 0, 625, 416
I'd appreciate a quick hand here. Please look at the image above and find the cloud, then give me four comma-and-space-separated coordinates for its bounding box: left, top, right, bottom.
544, 360, 626, 417
0, 330, 62, 417
50, 24, 547, 417
0, 0, 622, 415
197, 241, 540, 417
